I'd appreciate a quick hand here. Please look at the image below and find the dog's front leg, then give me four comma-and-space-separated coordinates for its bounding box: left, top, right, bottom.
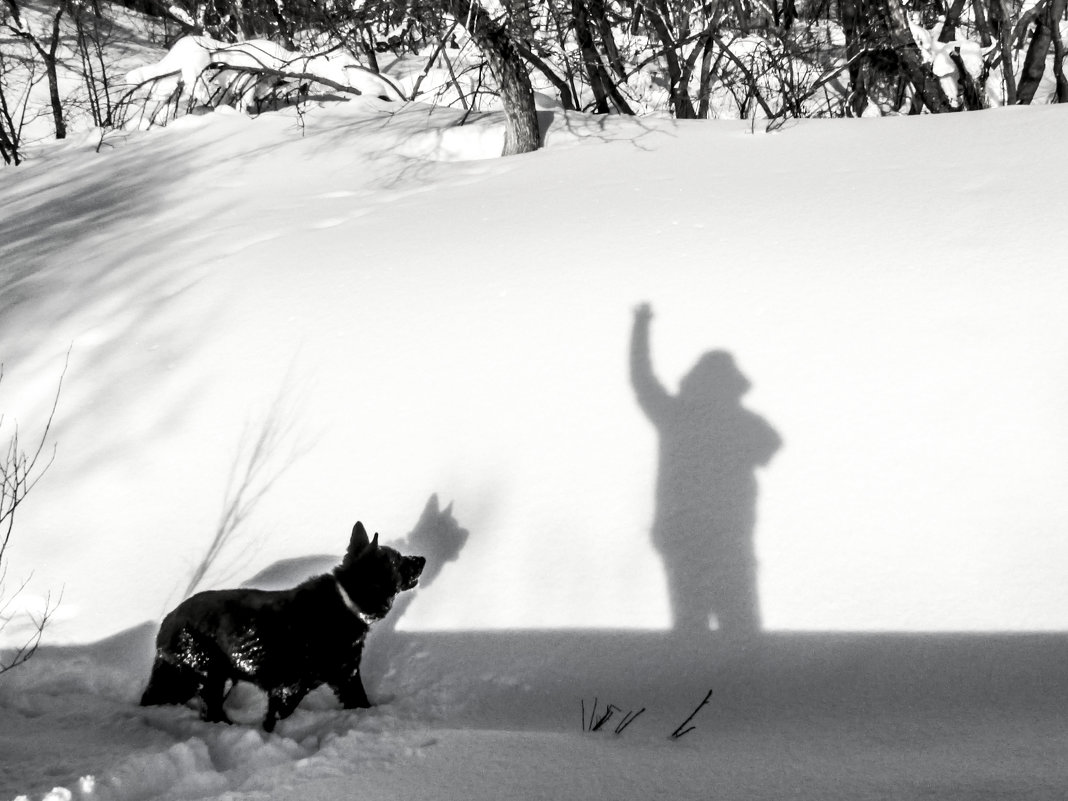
330, 659, 372, 709
198, 674, 233, 725
334, 675, 372, 709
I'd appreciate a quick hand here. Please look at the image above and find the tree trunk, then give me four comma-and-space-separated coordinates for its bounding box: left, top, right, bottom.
42, 5, 67, 139
447, 0, 542, 154
571, 0, 633, 113
840, 0, 869, 92
515, 39, 578, 110
939, 0, 968, 41
0, 85, 22, 165
989, 0, 1018, 103
643, 1, 697, 118
971, 0, 992, 48
696, 30, 722, 118
589, 0, 629, 83
1017, 4, 1054, 103
1050, 0, 1068, 101
572, 0, 613, 112
883, 0, 956, 112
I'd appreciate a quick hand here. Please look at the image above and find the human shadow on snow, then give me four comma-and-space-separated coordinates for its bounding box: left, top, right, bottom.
629, 303, 782, 636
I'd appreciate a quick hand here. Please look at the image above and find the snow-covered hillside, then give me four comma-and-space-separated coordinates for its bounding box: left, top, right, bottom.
2, 101, 1067, 645
1, 50, 1068, 801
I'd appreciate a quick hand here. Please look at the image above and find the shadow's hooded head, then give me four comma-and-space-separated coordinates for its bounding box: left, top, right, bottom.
679, 350, 752, 403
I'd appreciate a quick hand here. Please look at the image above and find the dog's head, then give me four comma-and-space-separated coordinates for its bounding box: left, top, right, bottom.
336, 522, 426, 620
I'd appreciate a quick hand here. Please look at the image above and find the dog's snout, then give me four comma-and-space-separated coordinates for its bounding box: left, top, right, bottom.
401, 556, 426, 589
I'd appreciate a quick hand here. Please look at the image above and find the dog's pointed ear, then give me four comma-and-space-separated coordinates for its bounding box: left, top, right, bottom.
349, 522, 369, 554
443, 501, 453, 516
422, 494, 439, 520
370, 532, 379, 550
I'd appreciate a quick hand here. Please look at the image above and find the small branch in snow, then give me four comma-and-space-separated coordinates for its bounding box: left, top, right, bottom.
581, 697, 644, 735
614, 707, 645, 734
591, 703, 619, 732
670, 689, 713, 740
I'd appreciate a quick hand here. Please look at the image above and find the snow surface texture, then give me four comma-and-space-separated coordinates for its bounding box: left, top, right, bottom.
5, 622, 1068, 800
1, 70, 1068, 801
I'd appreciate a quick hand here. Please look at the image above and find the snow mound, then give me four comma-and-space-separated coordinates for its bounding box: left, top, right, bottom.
7, 629, 1068, 801
3, 626, 452, 801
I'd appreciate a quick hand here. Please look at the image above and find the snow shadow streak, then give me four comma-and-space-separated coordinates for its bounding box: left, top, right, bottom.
629, 305, 782, 636
0, 133, 233, 473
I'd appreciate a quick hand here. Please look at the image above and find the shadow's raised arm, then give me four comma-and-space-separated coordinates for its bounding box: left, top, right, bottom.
630, 303, 672, 424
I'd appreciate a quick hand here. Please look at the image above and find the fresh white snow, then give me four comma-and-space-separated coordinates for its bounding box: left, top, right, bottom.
2, 39, 1068, 801
2, 102, 1067, 642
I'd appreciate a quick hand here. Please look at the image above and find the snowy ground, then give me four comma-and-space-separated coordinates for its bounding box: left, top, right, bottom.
2, 63, 1068, 800
5, 624, 1068, 800
2, 101, 1067, 640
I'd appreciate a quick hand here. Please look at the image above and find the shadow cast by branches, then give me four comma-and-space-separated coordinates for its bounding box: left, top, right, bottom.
183, 381, 310, 600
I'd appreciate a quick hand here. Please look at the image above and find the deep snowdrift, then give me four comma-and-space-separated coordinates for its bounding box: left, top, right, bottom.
5, 621, 1068, 800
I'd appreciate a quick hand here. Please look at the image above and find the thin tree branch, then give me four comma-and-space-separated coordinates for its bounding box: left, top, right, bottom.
670, 688, 714, 739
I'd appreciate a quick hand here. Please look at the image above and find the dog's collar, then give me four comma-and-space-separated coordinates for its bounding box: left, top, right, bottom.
333, 574, 378, 627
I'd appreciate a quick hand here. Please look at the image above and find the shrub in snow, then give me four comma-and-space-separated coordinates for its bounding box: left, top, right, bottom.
581, 697, 645, 734
580, 689, 714, 738
120, 36, 404, 128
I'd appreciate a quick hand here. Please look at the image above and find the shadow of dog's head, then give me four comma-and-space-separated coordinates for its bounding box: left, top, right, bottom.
335, 521, 426, 620
406, 494, 469, 586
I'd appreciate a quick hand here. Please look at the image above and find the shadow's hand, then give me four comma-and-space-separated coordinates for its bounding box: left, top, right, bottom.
634, 302, 653, 322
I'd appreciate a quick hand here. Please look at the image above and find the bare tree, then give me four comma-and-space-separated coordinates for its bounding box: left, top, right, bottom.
3, 0, 69, 139
438, 0, 542, 153
1016, 0, 1068, 103
0, 31, 34, 164
0, 361, 64, 676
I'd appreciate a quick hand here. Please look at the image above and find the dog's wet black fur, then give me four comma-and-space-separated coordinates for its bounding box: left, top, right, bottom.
141, 522, 425, 732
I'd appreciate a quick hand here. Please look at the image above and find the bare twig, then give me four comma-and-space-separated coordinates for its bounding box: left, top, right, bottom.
670, 688, 713, 739
591, 703, 618, 731
614, 706, 645, 734
581, 696, 644, 735
0, 353, 67, 675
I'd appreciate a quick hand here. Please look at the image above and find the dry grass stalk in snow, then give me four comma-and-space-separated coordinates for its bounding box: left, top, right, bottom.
0, 359, 64, 675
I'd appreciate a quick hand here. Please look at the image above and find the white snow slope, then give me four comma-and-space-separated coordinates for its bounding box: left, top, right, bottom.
1, 96, 1068, 800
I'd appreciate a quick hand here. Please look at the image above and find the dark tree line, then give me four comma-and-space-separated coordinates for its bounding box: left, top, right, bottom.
131, 0, 1067, 145
3, 0, 1067, 162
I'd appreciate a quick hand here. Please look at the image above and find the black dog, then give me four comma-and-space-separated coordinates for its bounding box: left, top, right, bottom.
140, 522, 425, 732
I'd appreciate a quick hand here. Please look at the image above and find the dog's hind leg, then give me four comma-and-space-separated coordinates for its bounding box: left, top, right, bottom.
263, 684, 309, 733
